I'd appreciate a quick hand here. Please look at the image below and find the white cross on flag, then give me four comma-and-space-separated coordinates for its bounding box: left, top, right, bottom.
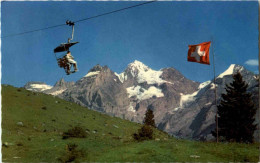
187, 41, 211, 65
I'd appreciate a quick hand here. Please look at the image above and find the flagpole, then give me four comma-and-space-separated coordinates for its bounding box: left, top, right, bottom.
257, 0, 260, 162
212, 38, 218, 143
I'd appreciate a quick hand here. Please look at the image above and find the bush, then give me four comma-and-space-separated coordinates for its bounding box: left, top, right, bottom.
16, 142, 23, 146
133, 125, 153, 141
58, 143, 85, 163
41, 106, 47, 110
62, 126, 87, 139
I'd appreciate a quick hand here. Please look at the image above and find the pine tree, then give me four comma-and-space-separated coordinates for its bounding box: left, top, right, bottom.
133, 106, 155, 141
144, 106, 156, 127
213, 72, 257, 143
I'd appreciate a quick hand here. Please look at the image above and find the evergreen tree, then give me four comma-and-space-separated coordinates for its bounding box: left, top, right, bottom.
133, 106, 155, 141
144, 105, 156, 127
212, 72, 257, 143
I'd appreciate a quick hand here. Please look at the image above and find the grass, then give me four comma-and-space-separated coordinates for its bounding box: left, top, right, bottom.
2, 85, 259, 162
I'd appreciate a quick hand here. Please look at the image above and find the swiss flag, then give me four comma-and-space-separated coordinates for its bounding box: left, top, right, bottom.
187, 41, 211, 65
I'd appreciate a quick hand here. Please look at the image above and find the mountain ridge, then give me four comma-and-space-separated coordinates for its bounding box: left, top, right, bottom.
24, 61, 259, 140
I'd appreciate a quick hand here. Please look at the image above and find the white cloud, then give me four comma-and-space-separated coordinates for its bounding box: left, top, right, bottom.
245, 59, 258, 66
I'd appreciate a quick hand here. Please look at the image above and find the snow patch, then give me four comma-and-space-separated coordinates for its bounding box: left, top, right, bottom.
128, 102, 136, 113
27, 84, 53, 91
173, 107, 179, 111
85, 71, 100, 77
126, 85, 164, 101
180, 92, 196, 107
218, 64, 235, 78
127, 60, 173, 85
198, 80, 211, 89
115, 72, 127, 83
210, 83, 217, 89
180, 80, 211, 107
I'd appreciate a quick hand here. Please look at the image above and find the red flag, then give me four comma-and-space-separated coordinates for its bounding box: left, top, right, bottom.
188, 41, 211, 65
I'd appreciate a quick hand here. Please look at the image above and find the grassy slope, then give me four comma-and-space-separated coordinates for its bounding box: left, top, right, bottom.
2, 85, 259, 162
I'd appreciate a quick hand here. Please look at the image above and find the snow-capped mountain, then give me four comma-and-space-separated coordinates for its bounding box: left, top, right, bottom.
56, 60, 199, 124
117, 60, 173, 85
158, 64, 259, 141
44, 78, 75, 96
24, 82, 53, 92
24, 61, 258, 141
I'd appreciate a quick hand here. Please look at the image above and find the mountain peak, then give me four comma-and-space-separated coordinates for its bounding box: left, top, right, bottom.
54, 78, 65, 86
218, 64, 244, 78
83, 64, 103, 78
128, 60, 150, 70
90, 64, 103, 72
126, 60, 150, 77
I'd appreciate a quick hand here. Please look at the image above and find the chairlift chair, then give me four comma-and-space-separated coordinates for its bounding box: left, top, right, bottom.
54, 20, 79, 73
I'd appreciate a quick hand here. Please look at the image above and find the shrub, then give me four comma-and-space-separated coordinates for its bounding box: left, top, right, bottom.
133, 125, 153, 141
62, 126, 87, 139
58, 143, 85, 163
41, 106, 47, 110
16, 142, 23, 146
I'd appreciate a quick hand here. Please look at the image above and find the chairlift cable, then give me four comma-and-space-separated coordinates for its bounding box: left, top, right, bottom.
74, 1, 157, 23
1, 24, 66, 38
1, 0, 157, 38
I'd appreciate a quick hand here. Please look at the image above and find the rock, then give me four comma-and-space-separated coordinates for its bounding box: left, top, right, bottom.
17, 122, 24, 127
17, 130, 24, 135
2, 142, 9, 147
155, 138, 160, 141
113, 125, 119, 128
190, 155, 200, 158
13, 157, 21, 159
50, 139, 55, 142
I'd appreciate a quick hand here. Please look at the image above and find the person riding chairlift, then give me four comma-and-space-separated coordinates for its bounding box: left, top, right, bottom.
65, 51, 78, 75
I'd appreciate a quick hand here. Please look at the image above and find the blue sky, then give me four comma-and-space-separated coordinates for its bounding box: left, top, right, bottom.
1, 1, 258, 87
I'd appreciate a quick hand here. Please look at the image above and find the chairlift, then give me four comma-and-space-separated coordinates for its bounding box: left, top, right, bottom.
54, 20, 79, 74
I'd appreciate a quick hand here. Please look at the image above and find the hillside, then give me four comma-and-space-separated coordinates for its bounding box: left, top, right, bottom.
2, 85, 259, 162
